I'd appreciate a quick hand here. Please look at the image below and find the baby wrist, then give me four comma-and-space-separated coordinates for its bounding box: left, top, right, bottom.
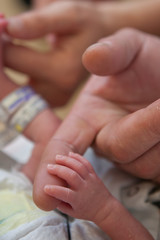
94, 195, 117, 228
0, 86, 49, 147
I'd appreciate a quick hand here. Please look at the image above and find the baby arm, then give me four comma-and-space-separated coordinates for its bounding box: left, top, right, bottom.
0, 78, 61, 182
44, 152, 153, 240
0, 18, 61, 183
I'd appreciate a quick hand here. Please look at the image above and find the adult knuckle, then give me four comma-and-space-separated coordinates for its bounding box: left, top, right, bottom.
131, 160, 159, 180
149, 99, 160, 136
135, 165, 155, 179
106, 136, 131, 163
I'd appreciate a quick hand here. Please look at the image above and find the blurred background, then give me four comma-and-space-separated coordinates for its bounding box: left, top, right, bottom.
0, 0, 29, 16
1, 0, 79, 119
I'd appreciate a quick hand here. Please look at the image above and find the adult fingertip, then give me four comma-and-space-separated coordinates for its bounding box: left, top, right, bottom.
82, 42, 112, 76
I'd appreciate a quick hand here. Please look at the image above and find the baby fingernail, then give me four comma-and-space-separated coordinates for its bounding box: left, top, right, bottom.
44, 185, 53, 192
56, 154, 64, 159
47, 164, 54, 169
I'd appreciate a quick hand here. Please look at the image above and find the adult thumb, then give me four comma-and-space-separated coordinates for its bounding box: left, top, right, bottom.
82, 28, 145, 76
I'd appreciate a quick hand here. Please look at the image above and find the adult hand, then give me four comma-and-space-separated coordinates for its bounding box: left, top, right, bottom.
0, 20, 61, 182
4, 1, 107, 106
32, 28, 160, 210
5, 0, 160, 106
33, 0, 113, 9
82, 28, 160, 182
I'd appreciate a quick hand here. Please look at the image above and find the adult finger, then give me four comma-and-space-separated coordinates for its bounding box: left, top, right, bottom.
4, 42, 78, 106
82, 28, 145, 76
117, 142, 160, 181
6, 1, 87, 39
4, 42, 47, 75
95, 99, 160, 165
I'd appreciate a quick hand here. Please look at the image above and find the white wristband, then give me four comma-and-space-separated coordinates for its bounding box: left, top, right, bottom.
0, 86, 35, 118
0, 86, 49, 148
9, 95, 49, 132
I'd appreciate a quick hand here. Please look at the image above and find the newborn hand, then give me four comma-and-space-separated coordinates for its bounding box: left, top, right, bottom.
44, 152, 111, 222
44, 152, 154, 240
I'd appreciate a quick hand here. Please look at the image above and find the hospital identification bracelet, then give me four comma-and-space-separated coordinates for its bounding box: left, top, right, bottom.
9, 94, 49, 132
0, 86, 35, 122
0, 86, 49, 148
